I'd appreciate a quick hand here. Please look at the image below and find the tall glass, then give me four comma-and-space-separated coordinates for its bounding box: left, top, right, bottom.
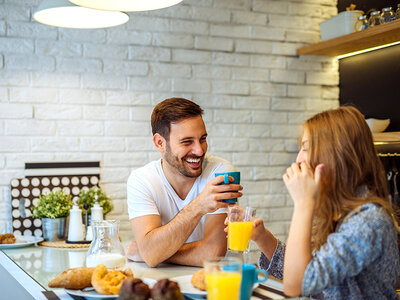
204, 257, 242, 300
227, 206, 256, 261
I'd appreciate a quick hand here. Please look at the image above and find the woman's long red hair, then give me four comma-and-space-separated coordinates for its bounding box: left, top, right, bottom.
303, 106, 399, 250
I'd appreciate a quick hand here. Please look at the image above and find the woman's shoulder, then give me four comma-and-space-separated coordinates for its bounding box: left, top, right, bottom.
340, 202, 395, 232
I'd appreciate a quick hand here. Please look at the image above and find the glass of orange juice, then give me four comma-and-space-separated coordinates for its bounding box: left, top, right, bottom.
227, 206, 256, 254
204, 257, 242, 300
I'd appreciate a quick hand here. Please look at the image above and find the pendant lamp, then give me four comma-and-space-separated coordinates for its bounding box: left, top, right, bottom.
69, 0, 183, 12
33, 0, 129, 29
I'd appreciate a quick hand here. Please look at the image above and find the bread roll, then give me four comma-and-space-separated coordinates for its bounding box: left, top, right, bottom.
48, 267, 95, 289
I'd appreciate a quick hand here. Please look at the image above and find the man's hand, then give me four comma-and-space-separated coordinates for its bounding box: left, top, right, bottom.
126, 241, 144, 262
192, 175, 243, 214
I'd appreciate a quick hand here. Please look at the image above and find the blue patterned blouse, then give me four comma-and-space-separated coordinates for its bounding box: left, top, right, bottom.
259, 203, 400, 299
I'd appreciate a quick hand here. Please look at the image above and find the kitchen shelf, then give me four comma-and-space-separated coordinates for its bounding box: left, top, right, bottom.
373, 131, 400, 143
297, 19, 400, 56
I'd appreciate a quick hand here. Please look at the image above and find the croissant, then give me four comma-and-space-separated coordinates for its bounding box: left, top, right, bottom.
190, 269, 206, 291
48, 267, 95, 289
92, 264, 134, 295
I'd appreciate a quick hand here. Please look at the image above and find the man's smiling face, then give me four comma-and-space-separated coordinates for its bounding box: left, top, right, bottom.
163, 115, 208, 178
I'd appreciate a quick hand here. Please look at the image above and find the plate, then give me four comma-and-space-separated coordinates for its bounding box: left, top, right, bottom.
170, 275, 206, 296
65, 278, 156, 300
170, 274, 260, 299
0, 235, 44, 249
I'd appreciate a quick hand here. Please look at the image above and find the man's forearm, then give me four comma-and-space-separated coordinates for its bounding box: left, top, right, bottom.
138, 202, 204, 267
166, 235, 227, 267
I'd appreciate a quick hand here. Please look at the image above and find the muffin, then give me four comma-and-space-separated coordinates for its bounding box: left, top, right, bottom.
118, 278, 150, 300
150, 279, 183, 300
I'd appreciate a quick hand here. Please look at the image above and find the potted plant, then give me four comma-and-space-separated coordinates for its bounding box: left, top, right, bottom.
77, 186, 113, 218
32, 188, 72, 241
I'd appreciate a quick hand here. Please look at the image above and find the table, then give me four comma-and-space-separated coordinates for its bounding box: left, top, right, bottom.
0, 243, 290, 300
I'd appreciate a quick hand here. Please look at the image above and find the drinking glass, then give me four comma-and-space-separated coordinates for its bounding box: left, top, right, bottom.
227, 206, 256, 261
204, 257, 242, 300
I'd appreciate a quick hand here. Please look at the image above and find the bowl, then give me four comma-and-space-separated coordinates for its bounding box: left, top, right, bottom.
365, 118, 390, 133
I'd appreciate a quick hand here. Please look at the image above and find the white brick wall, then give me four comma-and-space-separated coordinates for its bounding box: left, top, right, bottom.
0, 1, 339, 247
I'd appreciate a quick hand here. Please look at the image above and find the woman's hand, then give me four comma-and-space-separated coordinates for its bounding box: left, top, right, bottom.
251, 218, 266, 243
283, 162, 324, 210
225, 216, 268, 243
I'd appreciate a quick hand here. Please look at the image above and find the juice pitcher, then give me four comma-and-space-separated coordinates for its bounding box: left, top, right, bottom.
86, 219, 126, 268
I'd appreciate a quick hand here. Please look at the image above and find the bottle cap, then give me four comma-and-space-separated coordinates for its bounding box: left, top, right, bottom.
72, 197, 80, 209
93, 195, 101, 208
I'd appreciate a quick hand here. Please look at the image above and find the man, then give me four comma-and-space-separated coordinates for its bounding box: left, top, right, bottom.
126, 98, 243, 267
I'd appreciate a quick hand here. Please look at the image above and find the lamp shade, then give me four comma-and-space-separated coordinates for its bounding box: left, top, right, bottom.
33, 0, 129, 29
69, 0, 183, 12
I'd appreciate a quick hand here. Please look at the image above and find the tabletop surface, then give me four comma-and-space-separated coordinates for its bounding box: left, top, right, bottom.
1, 242, 291, 300
1, 242, 202, 292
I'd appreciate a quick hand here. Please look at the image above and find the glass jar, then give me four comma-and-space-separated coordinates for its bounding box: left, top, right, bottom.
86, 219, 126, 268
355, 15, 369, 31
381, 7, 396, 23
368, 11, 382, 27
396, 4, 400, 19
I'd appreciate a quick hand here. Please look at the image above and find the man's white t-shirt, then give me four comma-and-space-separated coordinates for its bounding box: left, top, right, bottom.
127, 153, 235, 243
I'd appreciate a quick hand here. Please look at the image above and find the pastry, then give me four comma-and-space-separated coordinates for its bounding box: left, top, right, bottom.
91, 264, 133, 295
151, 278, 183, 300
190, 269, 206, 291
0, 233, 16, 244
118, 277, 151, 300
48, 267, 95, 289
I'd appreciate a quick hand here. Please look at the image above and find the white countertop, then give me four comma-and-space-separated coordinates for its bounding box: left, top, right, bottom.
0, 242, 203, 299
0, 242, 287, 300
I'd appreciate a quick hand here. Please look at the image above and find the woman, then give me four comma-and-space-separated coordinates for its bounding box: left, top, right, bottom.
252, 106, 400, 299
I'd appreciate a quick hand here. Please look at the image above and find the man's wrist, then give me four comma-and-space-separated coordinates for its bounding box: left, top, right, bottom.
185, 198, 207, 218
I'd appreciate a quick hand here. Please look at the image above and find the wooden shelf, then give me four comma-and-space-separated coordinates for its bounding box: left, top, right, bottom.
297, 19, 400, 56
373, 131, 400, 143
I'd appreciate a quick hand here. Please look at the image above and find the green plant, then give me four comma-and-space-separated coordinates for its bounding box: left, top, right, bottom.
77, 186, 113, 215
32, 188, 72, 219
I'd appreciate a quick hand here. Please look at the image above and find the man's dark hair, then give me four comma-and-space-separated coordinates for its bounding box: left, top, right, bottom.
151, 98, 204, 140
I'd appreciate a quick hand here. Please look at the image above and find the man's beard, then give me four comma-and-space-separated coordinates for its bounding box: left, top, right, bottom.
164, 142, 204, 178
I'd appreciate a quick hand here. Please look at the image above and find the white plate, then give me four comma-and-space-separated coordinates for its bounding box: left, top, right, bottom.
170, 274, 260, 298
0, 235, 43, 249
170, 274, 206, 296
65, 278, 156, 300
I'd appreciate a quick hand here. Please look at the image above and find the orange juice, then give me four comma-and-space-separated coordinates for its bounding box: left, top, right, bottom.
205, 272, 241, 300
228, 221, 253, 251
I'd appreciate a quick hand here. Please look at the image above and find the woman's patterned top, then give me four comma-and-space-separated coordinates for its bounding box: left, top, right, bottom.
259, 203, 400, 299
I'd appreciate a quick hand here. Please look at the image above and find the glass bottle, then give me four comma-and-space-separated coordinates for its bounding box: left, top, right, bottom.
368, 11, 383, 27
396, 4, 400, 19
355, 15, 369, 31
86, 219, 126, 268
381, 7, 396, 23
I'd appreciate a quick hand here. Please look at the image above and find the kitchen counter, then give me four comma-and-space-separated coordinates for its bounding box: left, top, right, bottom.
0, 242, 289, 300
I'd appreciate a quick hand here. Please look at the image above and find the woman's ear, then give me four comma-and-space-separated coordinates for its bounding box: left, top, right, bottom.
153, 133, 166, 153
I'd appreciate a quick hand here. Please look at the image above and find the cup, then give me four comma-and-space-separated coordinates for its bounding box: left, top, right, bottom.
215, 171, 240, 203
240, 264, 268, 300
227, 206, 256, 253
204, 257, 242, 300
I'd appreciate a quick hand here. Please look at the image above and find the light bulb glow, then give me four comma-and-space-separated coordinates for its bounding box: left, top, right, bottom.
69, 0, 183, 12
34, 0, 129, 29
337, 41, 400, 59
